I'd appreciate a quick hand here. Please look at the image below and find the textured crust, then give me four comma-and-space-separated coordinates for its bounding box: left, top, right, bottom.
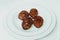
33, 16, 43, 28
18, 10, 29, 20
30, 8, 38, 18
22, 17, 33, 30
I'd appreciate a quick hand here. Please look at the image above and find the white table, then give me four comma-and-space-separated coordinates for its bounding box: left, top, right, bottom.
0, 0, 60, 40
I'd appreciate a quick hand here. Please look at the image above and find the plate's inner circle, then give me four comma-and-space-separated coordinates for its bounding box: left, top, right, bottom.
7, 6, 52, 37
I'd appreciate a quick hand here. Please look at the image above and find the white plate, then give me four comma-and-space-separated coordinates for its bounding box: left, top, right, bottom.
3, 2, 56, 40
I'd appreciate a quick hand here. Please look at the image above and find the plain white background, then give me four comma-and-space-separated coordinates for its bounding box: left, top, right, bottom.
0, 0, 60, 40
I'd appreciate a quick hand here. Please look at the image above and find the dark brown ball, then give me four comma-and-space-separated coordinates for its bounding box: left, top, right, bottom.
22, 17, 33, 30
33, 16, 43, 28
18, 10, 29, 20
30, 8, 38, 18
